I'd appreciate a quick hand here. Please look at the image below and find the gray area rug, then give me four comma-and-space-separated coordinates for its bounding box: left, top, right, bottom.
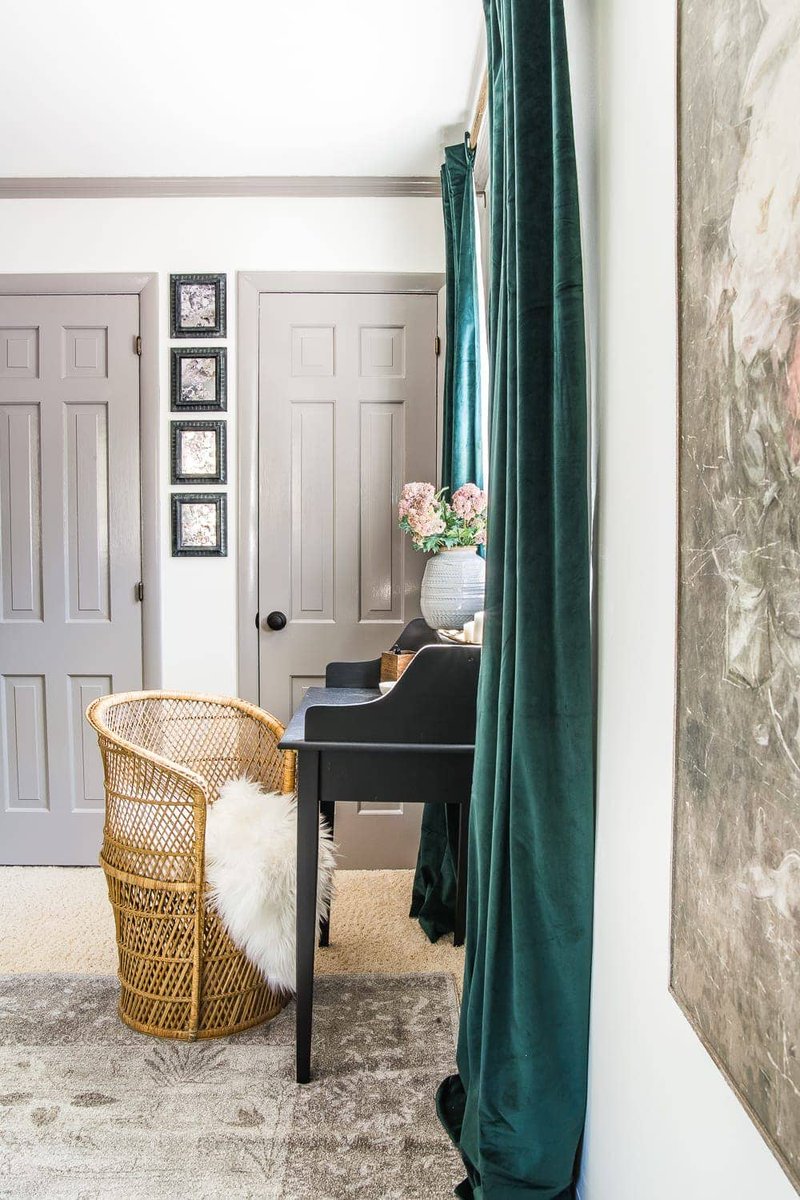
0, 972, 462, 1199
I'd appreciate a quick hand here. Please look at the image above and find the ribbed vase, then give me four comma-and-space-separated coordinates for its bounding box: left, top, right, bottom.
420, 546, 486, 630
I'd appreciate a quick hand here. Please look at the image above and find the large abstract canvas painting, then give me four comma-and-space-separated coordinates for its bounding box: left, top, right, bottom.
674, 1, 800, 1188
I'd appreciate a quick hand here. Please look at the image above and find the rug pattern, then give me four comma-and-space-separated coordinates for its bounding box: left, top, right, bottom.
0, 972, 461, 1199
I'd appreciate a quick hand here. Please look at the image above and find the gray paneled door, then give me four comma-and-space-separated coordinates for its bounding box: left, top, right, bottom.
258, 291, 438, 867
0, 294, 143, 864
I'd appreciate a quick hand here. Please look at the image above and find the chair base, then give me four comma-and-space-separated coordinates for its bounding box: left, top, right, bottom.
103, 859, 289, 1041
116, 989, 287, 1041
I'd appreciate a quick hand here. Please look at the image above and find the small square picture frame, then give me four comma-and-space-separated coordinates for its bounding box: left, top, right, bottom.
170, 273, 227, 338
171, 347, 227, 412
171, 493, 227, 557
171, 420, 227, 485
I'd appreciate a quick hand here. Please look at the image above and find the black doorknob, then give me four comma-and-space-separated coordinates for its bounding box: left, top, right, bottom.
265, 611, 287, 631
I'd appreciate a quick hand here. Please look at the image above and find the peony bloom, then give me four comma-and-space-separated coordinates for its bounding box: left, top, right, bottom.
406, 508, 445, 538
398, 481, 435, 519
451, 483, 488, 520
398, 477, 486, 552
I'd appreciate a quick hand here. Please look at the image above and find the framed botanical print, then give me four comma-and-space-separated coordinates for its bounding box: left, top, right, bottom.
170, 273, 226, 338
171, 493, 227, 557
171, 347, 227, 411
171, 420, 226, 485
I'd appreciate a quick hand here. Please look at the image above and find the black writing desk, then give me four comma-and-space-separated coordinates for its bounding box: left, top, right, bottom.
279, 638, 480, 1083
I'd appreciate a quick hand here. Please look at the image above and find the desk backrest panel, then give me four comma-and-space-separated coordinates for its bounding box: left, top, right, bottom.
306, 644, 480, 746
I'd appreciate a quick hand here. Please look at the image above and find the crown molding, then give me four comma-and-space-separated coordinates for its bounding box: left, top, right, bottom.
0, 175, 442, 200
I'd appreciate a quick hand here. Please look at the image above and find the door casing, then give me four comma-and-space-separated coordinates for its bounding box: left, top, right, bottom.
0, 273, 162, 689
237, 271, 445, 705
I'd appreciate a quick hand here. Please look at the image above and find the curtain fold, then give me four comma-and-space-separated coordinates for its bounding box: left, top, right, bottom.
440, 139, 484, 495
410, 138, 484, 943
437, 0, 594, 1196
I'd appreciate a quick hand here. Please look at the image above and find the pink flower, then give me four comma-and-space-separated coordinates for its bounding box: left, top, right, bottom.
398, 481, 435, 519
407, 509, 445, 538
451, 483, 487, 520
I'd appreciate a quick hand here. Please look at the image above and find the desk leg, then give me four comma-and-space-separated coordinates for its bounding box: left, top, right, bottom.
296, 749, 320, 1085
318, 801, 335, 948
454, 797, 470, 947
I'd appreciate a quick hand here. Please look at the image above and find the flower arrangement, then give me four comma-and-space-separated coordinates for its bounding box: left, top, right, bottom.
398, 481, 487, 553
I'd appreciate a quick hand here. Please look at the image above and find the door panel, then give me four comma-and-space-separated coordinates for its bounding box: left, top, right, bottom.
291, 402, 334, 620
0, 294, 142, 864
360, 402, 404, 622
258, 291, 437, 868
65, 403, 111, 619
3, 675, 48, 811
0, 403, 42, 620
68, 674, 112, 812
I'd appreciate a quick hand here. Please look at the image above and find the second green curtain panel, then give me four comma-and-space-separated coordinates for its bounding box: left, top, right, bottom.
437, 0, 594, 1196
410, 138, 483, 942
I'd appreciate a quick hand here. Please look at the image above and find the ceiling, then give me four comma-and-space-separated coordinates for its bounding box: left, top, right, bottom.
0, 0, 485, 179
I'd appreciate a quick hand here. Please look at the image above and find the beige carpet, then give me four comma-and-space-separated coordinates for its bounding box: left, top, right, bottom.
0, 868, 465, 993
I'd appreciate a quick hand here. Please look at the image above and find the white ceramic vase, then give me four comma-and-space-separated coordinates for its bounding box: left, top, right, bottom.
420, 546, 486, 630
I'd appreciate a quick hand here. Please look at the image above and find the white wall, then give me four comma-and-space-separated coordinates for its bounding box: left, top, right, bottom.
580, 0, 796, 1197
0, 196, 444, 694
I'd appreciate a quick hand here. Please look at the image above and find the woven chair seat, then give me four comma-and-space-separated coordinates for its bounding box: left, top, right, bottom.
86, 691, 296, 1041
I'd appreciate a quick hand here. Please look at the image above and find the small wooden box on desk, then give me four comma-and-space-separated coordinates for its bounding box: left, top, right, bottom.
380, 650, 415, 681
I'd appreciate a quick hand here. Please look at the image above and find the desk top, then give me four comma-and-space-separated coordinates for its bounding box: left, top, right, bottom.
280, 687, 381, 749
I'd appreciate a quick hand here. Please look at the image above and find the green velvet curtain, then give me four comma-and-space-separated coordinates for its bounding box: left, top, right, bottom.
410, 138, 484, 943
440, 139, 484, 495
437, 1, 594, 1197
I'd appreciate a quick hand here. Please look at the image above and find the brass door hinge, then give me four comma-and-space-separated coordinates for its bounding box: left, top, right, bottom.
434, 335, 441, 356
135, 335, 142, 356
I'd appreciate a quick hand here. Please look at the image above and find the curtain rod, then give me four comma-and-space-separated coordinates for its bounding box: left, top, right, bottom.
469, 71, 489, 149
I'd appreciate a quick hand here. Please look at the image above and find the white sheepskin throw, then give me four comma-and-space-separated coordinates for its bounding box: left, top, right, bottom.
205, 777, 336, 994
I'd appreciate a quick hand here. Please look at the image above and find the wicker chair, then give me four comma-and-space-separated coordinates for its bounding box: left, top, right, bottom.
86, 691, 296, 1041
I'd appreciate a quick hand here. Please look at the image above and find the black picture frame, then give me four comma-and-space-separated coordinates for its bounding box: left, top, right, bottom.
170, 273, 227, 338
170, 347, 227, 411
171, 493, 228, 557
170, 420, 227, 485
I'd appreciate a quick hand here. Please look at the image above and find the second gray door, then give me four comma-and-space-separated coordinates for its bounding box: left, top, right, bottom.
0, 293, 143, 865
258, 291, 439, 868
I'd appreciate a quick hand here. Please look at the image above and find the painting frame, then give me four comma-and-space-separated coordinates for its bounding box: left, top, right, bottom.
170, 347, 227, 412
170, 420, 227, 486
672, 1, 800, 1190
170, 273, 227, 338
171, 493, 227, 558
